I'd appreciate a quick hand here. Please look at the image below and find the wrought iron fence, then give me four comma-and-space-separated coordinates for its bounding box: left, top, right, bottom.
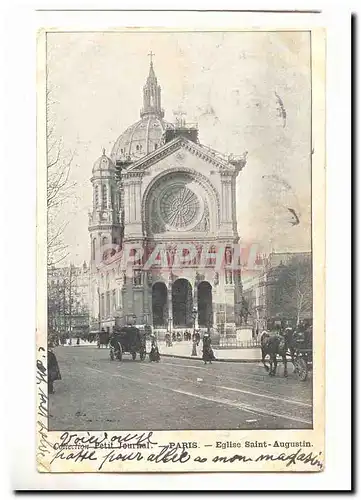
217, 338, 261, 349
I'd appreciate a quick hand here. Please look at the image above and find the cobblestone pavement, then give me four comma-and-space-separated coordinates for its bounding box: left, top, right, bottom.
48, 346, 313, 431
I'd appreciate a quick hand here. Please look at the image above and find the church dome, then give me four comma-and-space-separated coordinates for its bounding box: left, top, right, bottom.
110, 56, 175, 164
92, 149, 116, 174
111, 116, 174, 163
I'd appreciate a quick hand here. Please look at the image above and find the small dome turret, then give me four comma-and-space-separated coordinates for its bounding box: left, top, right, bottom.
92, 148, 116, 174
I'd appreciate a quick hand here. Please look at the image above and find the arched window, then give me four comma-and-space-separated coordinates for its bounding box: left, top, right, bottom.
154, 143, 158, 150
92, 238, 96, 260
102, 236, 108, 247
102, 185, 107, 207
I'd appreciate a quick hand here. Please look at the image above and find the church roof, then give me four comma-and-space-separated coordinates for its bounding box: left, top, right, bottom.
125, 135, 247, 175
98, 55, 248, 174
92, 149, 116, 174
110, 116, 174, 164
110, 56, 175, 164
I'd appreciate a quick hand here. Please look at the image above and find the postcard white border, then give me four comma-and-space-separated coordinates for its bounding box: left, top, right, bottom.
4, 2, 351, 492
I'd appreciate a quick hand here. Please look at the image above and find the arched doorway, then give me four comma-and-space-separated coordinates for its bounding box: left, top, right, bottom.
152, 282, 168, 327
198, 281, 213, 327
172, 279, 193, 327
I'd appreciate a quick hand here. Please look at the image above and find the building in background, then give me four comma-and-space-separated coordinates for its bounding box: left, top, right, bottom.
242, 252, 312, 335
48, 262, 90, 338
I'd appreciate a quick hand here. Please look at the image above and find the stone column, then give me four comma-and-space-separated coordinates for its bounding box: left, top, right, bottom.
143, 274, 148, 322
134, 178, 142, 223
220, 174, 234, 237
167, 282, 173, 332
123, 182, 130, 224
123, 175, 143, 239
193, 281, 199, 329
212, 306, 217, 328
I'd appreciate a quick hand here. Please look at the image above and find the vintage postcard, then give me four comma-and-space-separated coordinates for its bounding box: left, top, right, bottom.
37, 24, 326, 473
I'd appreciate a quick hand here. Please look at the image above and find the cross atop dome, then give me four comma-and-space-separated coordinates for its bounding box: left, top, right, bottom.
147, 51, 157, 81
148, 50, 155, 64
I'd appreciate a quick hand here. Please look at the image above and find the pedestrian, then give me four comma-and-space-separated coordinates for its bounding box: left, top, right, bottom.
149, 334, 160, 362
202, 333, 216, 364
48, 342, 61, 394
76, 337, 80, 346
196, 330, 201, 346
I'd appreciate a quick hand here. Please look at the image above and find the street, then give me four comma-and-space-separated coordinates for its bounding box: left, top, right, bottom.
48, 346, 313, 431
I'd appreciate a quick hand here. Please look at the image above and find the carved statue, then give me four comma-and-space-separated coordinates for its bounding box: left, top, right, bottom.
203, 215, 209, 231
225, 271, 233, 285
225, 247, 232, 265
133, 271, 142, 286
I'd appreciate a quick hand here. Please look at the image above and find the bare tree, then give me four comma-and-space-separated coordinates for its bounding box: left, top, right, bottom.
270, 258, 312, 326
46, 78, 76, 267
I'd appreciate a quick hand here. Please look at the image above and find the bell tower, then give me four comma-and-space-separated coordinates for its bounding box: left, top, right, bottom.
89, 149, 122, 268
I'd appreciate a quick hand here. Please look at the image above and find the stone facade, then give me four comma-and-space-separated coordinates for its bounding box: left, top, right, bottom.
88, 59, 247, 336
48, 262, 90, 337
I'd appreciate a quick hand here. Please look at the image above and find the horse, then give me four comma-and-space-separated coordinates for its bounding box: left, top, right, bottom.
260, 330, 288, 377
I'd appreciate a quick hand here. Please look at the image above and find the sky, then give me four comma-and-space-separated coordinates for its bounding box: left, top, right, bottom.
47, 30, 312, 266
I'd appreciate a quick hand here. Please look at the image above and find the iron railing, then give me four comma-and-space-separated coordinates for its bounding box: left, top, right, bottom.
217, 338, 261, 349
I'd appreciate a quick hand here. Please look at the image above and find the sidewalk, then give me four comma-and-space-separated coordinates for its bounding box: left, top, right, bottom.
61, 340, 262, 363
61, 340, 98, 347
158, 341, 261, 363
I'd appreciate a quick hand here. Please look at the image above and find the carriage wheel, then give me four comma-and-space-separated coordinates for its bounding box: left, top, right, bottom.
295, 357, 308, 381
132, 352, 137, 361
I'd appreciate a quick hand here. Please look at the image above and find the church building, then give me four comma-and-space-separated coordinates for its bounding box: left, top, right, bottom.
88, 57, 248, 338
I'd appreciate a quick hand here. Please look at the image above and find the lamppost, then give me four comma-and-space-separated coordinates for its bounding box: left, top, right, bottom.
191, 307, 198, 356
97, 287, 101, 332
167, 316, 173, 335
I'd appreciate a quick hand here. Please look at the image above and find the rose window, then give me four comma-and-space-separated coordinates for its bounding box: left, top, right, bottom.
159, 185, 200, 229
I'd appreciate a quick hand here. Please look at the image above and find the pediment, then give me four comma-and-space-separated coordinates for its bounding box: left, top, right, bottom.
124, 136, 245, 176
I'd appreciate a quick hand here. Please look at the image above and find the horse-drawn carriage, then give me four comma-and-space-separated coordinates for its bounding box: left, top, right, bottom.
261, 325, 313, 381
288, 327, 313, 381
109, 326, 146, 362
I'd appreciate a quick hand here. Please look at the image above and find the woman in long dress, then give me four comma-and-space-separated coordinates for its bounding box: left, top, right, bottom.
48, 347, 61, 394
202, 333, 216, 364
149, 334, 160, 362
